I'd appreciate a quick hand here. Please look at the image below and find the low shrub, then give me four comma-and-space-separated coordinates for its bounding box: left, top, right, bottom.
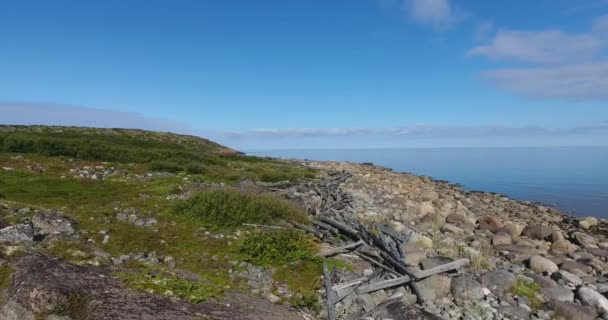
236, 229, 318, 266
147, 161, 183, 173
173, 189, 308, 229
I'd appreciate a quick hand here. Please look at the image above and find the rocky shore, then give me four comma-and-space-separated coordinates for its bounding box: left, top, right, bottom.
1, 151, 608, 320
281, 159, 608, 320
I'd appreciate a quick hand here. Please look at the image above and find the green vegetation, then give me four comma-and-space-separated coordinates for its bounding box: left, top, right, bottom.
118, 271, 223, 303
0, 265, 12, 289
0, 126, 315, 183
511, 278, 543, 310
174, 189, 308, 229
237, 230, 318, 266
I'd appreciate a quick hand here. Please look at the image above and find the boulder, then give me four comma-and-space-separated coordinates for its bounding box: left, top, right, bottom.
551, 301, 597, 320
529, 255, 559, 273
551, 270, 583, 286
571, 232, 598, 248
32, 213, 75, 236
450, 273, 485, 301
585, 248, 608, 258
525, 273, 559, 288
576, 287, 608, 315
480, 270, 516, 294
445, 213, 474, 231
0, 224, 34, 242
542, 287, 574, 302
501, 222, 524, 237
578, 217, 598, 230
560, 261, 592, 276
522, 225, 553, 240
416, 275, 451, 302
492, 232, 512, 246
478, 216, 504, 233
440, 223, 464, 236
551, 239, 577, 254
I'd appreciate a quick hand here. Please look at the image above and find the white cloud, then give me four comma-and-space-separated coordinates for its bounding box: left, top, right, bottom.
221, 122, 608, 139
468, 29, 602, 64
481, 61, 608, 99
593, 14, 608, 35
473, 20, 494, 42
403, 0, 467, 29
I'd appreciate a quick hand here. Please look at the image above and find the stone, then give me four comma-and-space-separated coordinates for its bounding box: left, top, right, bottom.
370, 289, 389, 306
478, 216, 504, 233
31, 213, 75, 236
499, 306, 531, 320
571, 232, 598, 248
450, 273, 485, 301
552, 270, 583, 286
420, 256, 453, 270
552, 301, 597, 320
366, 300, 442, 320
417, 275, 451, 302
586, 248, 608, 258
419, 189, 440, 202
551, 239, 577, 254
0, 224, 34, 242
578, 217, 598, 230
417, 202, 435, 218
502, 222, 524, 237
529, 255, 559, 273
492, 232, 512, 246
494, 244, 541, 255
445, 213, 474, 230
402, 249, 427, 267
265, 293, 281, 304
542, 287, 574, 302
522, 225, 553, 240
440, 223, 464, 236
576, 287, 608, 315
480, 270, 517, 294
525, 273, 559, 288
560, 260, 592, 276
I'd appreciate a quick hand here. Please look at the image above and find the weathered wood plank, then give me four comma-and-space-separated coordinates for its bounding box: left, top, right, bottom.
318, 240, 365, 257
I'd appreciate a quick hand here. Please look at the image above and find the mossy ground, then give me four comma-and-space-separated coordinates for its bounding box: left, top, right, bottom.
511, 279, 543, 310
0, 128, 340, 310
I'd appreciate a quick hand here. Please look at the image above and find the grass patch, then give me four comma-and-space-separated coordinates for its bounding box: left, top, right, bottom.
237, 229, 318, 266
174, 189, 308, 229
0, 265, 12, 289
511, 279, 543, 310
43, 240, 94, 265
118, 270, 223, 303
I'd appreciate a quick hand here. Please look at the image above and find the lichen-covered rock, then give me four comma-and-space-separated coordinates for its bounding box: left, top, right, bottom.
529, 255, 558, 273
32, 213, 75, 236
0, 224, 34, 242
450, 273, 485, 301
576, 287, 608, 315
480, 270, 516, 294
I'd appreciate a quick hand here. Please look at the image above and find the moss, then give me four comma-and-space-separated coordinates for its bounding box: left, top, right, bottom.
0, 265, 12, 289
511, 279, 543, 310
174, 189, 308, 229
43, 240, 95, 265
118, 270, 223, 303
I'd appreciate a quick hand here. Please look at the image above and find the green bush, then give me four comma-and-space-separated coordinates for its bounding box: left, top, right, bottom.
186, 164, 206, 174
237, 230, 318, 266
147, 161, 183, 173
173, 189, 308, 229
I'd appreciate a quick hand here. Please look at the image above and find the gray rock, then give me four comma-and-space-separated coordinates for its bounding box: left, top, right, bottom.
402, 249, 427, 267
492, 232, 512, 246
529, 255, 559, 273
571, 232, 598, 248
480, 270, 517, 294
0, 224, 34, 242
525, 273, 559, 288
499, 305, 531, 320
552, 270, 583, 286
31, 213, 75, 236
576, 287, 608, 315
417, 275, 451, 303
586, 248, 608, 258
551, 301, 597, 320
365, 300, 442, 320
420, 256, 453, 270
0, 299, 36, 320
542, 287, 574, 302
560, 260, 592, 276
522, 225, 553, 240
451, 273, 485, 301
446, 213, 474, 230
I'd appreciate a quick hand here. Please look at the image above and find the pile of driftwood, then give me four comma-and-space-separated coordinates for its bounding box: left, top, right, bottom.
289, 172, 470, 320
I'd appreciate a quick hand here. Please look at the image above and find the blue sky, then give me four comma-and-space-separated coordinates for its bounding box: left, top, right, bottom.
1, 0, 608, 149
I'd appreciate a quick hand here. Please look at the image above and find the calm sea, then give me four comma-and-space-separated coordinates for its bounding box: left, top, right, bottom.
249, 147, 608, 218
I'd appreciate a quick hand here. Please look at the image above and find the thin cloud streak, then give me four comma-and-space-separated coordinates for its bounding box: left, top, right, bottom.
221, 123, 608, 140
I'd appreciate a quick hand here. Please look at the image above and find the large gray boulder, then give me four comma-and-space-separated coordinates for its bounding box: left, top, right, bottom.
480, 270, 516, 294
0, 224, 34, 242
551, 301, 597, 320
528, 255, 558, 273
576, 287, 608, 315
32, 213, 75, 236
450, 273, 485, 301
